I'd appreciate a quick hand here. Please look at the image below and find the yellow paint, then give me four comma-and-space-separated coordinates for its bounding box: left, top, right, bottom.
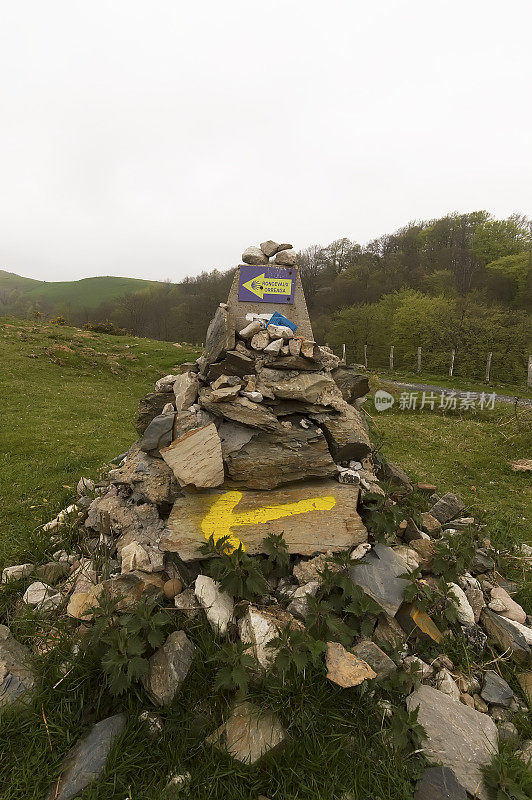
242, 273, 293, 300
201, 490, 337, 550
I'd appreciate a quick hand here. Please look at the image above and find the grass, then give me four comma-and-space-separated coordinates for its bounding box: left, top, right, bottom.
0, 317, 199, 569
0, 317, 530, 800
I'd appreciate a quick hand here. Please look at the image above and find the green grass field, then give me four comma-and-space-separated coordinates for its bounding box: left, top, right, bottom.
0, 270, 159, 311
0, 318, 530, 800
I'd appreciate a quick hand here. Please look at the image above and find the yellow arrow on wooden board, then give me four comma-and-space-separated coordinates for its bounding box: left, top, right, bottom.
201, 490, 337, 550
241, 273, 293, 300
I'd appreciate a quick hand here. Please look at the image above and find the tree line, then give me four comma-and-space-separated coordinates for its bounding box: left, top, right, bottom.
3, 211, 531, 382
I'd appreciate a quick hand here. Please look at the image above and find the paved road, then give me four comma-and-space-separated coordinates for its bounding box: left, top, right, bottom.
381, 379, 532, 409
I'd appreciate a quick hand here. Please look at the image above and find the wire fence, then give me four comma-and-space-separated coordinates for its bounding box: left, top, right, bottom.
334, 343, 532, 389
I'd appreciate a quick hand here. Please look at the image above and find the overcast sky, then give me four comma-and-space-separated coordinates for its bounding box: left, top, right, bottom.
1, 1, 531, 283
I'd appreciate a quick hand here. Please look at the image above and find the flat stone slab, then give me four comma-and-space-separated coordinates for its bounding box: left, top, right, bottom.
207, 701, 287, 764
161, 480, 367, 560
349, 543, 410, 617
406, 685, 498, 800
47, 713, 127, 800
0, 624, 36, 713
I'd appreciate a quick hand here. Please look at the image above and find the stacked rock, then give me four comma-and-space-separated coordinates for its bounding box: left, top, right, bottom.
241, 240, 297, 267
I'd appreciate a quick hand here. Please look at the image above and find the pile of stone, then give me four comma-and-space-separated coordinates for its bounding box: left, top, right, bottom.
241, 240, 297, 266
1, 244, 531, 800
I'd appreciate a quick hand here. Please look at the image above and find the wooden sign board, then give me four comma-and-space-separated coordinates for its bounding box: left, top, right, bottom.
161, 480, 367, 561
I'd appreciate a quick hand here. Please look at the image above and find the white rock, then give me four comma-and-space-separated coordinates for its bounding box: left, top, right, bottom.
403, 655, 434, 681
241, 391, 263, 403
161, 403, 175, 414
76, 477, 94, 496
239, 607, 291, 670
194, 575, 234, 635
349, 461, 362, 470
503, 617, 532, 646
1, 564, 34, 583
37, 593, 63, 613
338, 469, 360, 485
448, 582, 476, 626
350, 543, 372, 560
43, 504, 78, 532
266, 324, 294, 341
287, 581, 319, 620
155, 374, 180, 392
238, 320, 262, 340
392, 546, 421, 571
250, 331, 270, 351
121, 541, 152, 574
435, 667, 461, 701
23, 582, 57, 607
263, 338, 283, 355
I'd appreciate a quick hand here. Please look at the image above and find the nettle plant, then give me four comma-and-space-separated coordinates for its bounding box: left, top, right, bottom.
400, 567, 459, 628
199, 534, 270, 601
87, 592, 171, 695
358, 491, 406, 544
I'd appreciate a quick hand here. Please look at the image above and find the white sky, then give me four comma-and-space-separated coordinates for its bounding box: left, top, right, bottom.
1, 1, 531, 282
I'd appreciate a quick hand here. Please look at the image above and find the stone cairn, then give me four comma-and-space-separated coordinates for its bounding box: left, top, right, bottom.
1, 242, 531, 799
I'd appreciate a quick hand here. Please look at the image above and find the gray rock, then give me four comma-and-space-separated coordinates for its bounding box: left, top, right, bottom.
85, 488, 165, 550
0, 624, 36, 712
497, 721, 518, 747
47, 713, 127, 800
22, 581, 56, 607
199, 390, 280, 431
250, 330, 270, 351
480, 608, 531, 666
109, 443, 180, 505
260, 240, 292, 257
207, 350, 256, 380
406, 684, 498, 800
448, 583, 475, 626
378, 461, 413, 494
471, 550, 495, 574
429, 493, 465, 524
1, 563, 34, 583
142, 631, 195, 706
136, 391, 174, 435
352, 639, 397, 679
273, 249, 297, 266
349, 543, 410, 617
287, 581, 320, 620
173, 372, 199, 412
481, 670, 514, 707
217, 420, 257, 457
266, 324, 294, 341
330, 367, 369, 404
310, 400, 371, 461
224, 424, 337, 489
263, 338, 283, 355
35, 562, 69, 586
239, 606, 302, 670
414, 766, 467, 800
259, 368, 341, 405
204, 305, 235, 364
139, 413, 175, 453
242, 246, 269, 265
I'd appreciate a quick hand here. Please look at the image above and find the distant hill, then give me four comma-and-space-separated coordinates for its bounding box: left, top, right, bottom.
0, 270, 159, 310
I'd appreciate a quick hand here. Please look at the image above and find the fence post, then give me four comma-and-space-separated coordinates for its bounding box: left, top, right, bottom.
528, 355, 532, 388
485, 351, 493, 382
389, 345, 394, 371
417, 346, 422, 374
364, 344, 368, 369
341, 343, 346, 363
449, 349, 455, 377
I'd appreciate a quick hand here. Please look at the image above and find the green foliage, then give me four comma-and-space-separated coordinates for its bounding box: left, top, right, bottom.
87, 592, 170, 695
262, 532, 291, 579
431, 535, 477, 583
267, 628, 327, 678
210, 641, 257, 697
400, 568, 459, 628
199, 535, 269, 601
384, 706, 426, 756
359, 491, 404, 542
483, 744, 532, 800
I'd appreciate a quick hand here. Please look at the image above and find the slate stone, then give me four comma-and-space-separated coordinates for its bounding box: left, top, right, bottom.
141, 631, 195, 706
259, 368, 341, 405
173, 371, 199, 412
406, 685, 498, 800
48, 714, 127, 800
480, 608, 531, 666
377, 460, 413, 494
349, 543, 410, 617
204, 305, 235, 364
217, 420, 257, 457
414, 766, 467, 800
139, 413, 175, 453
480, 670, 514, 707
429, 493, 465, 524
330, 367, 369, 404
199, 390, 280, 431
0, 624, 36, 713
207, 701, 287, 764
310, 400, 371, 461
471, 550, 495, 574
352, 639, 397, 679
136, 391, 174, 434
224, 424, 337, 489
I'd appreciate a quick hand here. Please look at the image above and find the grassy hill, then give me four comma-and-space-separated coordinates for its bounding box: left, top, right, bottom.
0, 269, 159, 310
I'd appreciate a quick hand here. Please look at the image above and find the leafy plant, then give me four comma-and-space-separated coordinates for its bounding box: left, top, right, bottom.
267, 628, 327, 678
384, 706, 426, 755
431, 535, 477, 583
483, 745, 532, 800
210, 641, 257, 697
87, 592, 170, 695
358, 491, 404, 543
199, 535, 270, 601
400, 568, 459, 628
262, 532, 290, 579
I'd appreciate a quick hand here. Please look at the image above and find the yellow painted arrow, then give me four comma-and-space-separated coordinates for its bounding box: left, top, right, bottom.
201, 490, 337, 550
242, 273, 293, 300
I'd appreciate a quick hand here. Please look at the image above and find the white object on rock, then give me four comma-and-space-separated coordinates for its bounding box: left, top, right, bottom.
448, 582, 476, 626
403, 655, 434, 681
194, 575, 234, 635
350, 543, 372, 560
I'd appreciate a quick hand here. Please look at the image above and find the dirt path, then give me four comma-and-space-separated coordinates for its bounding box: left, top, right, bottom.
381, 379, 532, 409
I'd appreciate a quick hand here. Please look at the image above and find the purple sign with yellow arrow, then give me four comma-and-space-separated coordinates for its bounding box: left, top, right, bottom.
238, 265, 295, 304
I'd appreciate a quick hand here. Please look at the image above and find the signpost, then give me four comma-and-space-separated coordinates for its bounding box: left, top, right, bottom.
238, 265, 295, 304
